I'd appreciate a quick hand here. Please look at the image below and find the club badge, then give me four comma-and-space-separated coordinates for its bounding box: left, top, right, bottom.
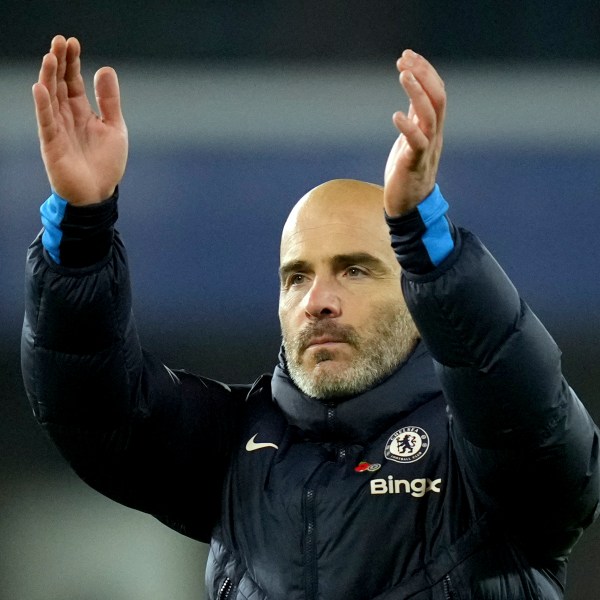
384, 426, 430, 464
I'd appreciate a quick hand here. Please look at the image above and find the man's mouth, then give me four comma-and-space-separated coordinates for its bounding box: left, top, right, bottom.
305, 335, 348, 349
295, 322, 359, 355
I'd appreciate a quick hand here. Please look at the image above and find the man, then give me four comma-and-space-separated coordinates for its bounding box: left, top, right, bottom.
22, 35, 599, 599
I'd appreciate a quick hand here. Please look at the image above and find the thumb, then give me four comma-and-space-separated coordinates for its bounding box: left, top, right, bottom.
94, 66, 124, 125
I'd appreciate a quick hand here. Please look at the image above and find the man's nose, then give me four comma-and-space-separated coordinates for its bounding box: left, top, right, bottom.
302, 277, 341, 318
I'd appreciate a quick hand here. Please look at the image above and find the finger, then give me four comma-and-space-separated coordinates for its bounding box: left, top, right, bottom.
32, 82, 57, 144
52, 35, 68, 80
392, 110, 428, 153
38, 52, 58, 102
397, 50, 446, 119
51, 35, 69, 104
64, 37, 86, 100
397, 50, 444, 91
94, 67, 124, 125
399, 70, 436, 139
63, 37, 94, 122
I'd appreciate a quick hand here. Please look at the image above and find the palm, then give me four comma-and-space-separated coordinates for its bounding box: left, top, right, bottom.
41, 93, 127, 202
34, 36, 128, 205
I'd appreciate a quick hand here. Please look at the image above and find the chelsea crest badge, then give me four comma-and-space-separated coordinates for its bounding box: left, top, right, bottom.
385, 426, 430, 464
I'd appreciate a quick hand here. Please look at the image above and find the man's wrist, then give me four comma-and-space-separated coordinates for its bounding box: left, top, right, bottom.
386, 184, 455, 274
40, 187, 119, 267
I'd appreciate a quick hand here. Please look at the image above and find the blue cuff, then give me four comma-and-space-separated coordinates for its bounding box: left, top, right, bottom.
40, 191, 69, 264
416, 184, 453, 266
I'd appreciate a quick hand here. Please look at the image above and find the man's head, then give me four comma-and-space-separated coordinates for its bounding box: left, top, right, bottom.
278, 178, 419, 400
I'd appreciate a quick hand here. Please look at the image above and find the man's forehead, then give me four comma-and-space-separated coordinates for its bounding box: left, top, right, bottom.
286, 179, 385, 220
282, 180, 387, 241
280, 216, 397, 273
282, 218, 389, 250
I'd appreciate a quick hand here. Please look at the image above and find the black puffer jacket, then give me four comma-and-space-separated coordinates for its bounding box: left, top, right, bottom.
21, 195, 600, 599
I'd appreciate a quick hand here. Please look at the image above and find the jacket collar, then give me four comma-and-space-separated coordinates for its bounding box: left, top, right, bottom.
271, 340, 440, 442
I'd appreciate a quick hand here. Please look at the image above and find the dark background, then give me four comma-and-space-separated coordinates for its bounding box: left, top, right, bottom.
2, 0, 600, 62
1, 2, 599, 598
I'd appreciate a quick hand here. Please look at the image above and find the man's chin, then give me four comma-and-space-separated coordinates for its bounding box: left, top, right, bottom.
294, 359, 358, 398
305, 345, 352, 364
311, 362, 346, 381
306, 353, 350, 375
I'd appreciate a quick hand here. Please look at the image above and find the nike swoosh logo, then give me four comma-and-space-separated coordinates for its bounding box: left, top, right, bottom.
246, 434, 279, 452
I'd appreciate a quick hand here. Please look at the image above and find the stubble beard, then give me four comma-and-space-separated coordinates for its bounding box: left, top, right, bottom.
282, 303, 419, 400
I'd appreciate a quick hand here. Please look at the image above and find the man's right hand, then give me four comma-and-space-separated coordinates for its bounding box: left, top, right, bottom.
32, 35, 128, 205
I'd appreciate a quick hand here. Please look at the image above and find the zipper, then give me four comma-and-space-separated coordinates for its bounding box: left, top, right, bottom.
217, 577, 234, 600
303, 486, 318, 599
303, 447, 341, 600
442, 574, 456, 599
326, 405, 335, 431
303, 440, 354, 599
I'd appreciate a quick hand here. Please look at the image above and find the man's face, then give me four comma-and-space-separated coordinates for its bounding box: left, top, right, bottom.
278, 180, 418, 400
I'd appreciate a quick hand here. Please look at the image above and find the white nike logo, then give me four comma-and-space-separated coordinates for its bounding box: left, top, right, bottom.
246, 434, 279, 452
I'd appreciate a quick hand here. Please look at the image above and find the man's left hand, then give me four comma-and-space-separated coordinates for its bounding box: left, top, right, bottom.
384, 50, 446, 217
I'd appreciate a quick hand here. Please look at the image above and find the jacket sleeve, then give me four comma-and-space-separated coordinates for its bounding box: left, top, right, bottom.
21, 210, 243, 542
390, 189, 600, 558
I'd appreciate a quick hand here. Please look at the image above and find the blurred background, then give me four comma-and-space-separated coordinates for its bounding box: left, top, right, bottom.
1, 1, 599, 598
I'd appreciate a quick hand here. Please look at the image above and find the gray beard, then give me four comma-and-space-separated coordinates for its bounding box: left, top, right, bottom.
282, 305, 419, 400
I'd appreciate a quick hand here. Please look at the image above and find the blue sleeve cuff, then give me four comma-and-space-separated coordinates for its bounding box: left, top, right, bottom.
38, 189, 119, 267
416, 184, 454, 267
386, 184, 455, 274
40, 191, 69, 264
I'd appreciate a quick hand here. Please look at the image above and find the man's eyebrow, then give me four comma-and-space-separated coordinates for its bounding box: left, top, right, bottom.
279, 259, 310, 281
331, 252, 389, 273
279, 253, 389, 281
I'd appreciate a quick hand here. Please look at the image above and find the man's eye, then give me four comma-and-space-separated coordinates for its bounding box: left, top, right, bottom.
346, 266, 366, 278
290, 273, 306, 285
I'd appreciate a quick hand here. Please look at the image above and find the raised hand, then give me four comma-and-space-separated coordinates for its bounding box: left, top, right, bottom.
32, 35, 128, 205
383, 50, 446, 217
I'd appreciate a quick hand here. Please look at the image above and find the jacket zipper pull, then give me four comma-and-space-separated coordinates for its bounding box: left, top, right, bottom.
217, 577, 233, 600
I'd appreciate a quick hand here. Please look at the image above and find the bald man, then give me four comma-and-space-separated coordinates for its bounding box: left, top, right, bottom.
279, 179, 419, 400
22, 36, 599, 599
